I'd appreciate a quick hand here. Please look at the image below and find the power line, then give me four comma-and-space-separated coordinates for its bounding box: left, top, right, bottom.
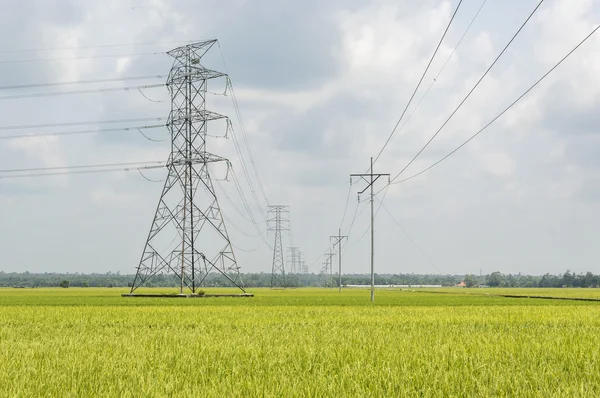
0, 40, 200, 54
372, 0, 464, 166
376, 198, 442, 273
221, 211, 260, 238
218, 41, 270, 207
390, 0, 546, 183
0, 75, 166, 91
231, 242, 264, 252
386, 0, 489, 151
0, 160, 165, 174
209, 165, 258, 225
307, 198, 369, 272
433, 0, 489, 85
0, 117, 165, 131
338, 180, 354, 231
0, 83, 165, 100
137, 168, 163, 183
0, 124, 165, 140
394, 23, 600, 185
0, 163, 165, 180
0, 52, 166, 65
351, 185, 389, 245
228, 120, 269, 224
229, 167, 273, 249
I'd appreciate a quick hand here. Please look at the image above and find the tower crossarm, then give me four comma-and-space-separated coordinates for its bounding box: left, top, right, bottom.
168, 109, 228, 126
168, 67, 227, 85
166, 39, 218, 59
170, 152, 228, 167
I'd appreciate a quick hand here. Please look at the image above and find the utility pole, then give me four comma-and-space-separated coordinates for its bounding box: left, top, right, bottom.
268, 205, 289, 288
325, 250, 335, 289
350, 157, 389, 302
129, 40, 244, 294
331, 228, 348, 293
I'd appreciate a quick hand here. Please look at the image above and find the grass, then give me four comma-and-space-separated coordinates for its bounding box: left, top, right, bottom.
419, 287, 600, 299
0, 287, 599, 396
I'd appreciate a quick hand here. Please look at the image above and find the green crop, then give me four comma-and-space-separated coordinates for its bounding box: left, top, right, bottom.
0, 288, 599, 397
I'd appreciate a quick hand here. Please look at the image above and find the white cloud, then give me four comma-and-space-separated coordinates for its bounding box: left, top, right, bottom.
1, 0, 600, 276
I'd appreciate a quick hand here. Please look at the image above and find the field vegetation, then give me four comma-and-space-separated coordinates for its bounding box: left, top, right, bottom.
0, 288, 599, 397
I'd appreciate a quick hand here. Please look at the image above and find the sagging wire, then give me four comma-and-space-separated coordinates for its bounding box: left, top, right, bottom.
137, 168, 164, 183
232, 243, 263, 253
206, 78, 229, 96
222, 212, 260, 238
138, 87, 164, 103
206, 119, 232, 139
137, 127, 167, 142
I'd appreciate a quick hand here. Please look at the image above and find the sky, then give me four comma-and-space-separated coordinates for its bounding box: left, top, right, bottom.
0, 0, 599, 277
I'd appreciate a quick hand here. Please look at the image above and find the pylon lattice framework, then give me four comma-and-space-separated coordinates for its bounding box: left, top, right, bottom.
268, 205, 289, 288
129, 40, 244, 293
287, 246, 300, 274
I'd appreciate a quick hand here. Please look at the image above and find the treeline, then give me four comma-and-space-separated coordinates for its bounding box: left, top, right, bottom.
0, 270, 598, 288
478, 270, 600, 288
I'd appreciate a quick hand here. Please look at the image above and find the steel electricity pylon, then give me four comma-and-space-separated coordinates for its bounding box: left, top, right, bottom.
129, 40, 244, 294
298, 251, 307, 274
286, 246, 300, 274
351, 157, 389, 302
268, 205, 289, 288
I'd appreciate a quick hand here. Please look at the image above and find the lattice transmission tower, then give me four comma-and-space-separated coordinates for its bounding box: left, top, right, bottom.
287, 246, 300, 274
129, 40, 245, 294
298, 251, 307, 274
268, 205, 289, 288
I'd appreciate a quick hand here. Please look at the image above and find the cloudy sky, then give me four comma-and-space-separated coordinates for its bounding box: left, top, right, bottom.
0, 0, 598, 277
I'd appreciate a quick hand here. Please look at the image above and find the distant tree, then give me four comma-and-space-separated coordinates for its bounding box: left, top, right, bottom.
59, 280, 70, 288
82, 281, 89, 288
583, 272, 598, 288
486, 271, 504, 287
562, 270, 575, 287
464, 274, 476, 288
505, 274, 517, 288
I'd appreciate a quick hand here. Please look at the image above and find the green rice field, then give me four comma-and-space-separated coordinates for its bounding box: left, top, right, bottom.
1, 287, 599, 397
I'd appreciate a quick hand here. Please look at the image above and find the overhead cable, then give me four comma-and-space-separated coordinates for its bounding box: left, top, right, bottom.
385, 0, 489, 152
0, 160, 165, 174
0, 75, 165, 91
376, 197, 443, 273
390, 0, 546, 182
0, 117, 165, 131
372, 0, 464, 166
0, 40, 199, 54
0, 124, 165, 140
394, 23, 600, 185
0, 83, 165, 100
218, 41, 270, 207
0, 163, 165, 180
0, 52, 166, 65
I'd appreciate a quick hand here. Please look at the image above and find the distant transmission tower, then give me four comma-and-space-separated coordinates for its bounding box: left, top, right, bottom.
287, 246, 300, 274
268, 205, 289, 288
298, 251, 307, 274
129, 40, 244, 294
